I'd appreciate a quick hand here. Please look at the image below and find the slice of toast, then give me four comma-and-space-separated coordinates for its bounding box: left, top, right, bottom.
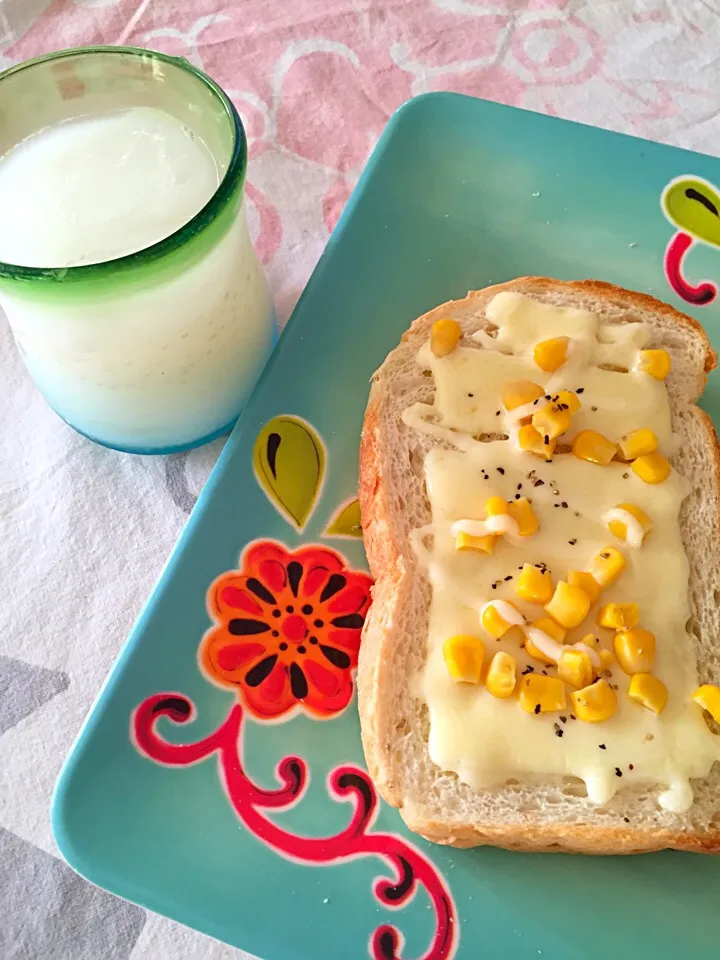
358, 277, 720, 854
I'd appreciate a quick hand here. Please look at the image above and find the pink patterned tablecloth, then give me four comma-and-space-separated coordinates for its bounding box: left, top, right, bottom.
0, 2, 713, 958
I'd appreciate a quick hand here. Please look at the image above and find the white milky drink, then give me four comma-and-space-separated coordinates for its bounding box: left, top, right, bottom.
0, 49, 275, 452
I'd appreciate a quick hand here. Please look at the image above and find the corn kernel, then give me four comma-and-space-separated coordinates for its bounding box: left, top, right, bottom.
613, 627, 656, 674
533, 336, 569, 373
599, 648, 614, 669
588, 546, 626, 587
524, 636, 556, 665
607, 503, 652, 544
525, 618, 565, 664
507, 497, 539, 537
632, 452, 670, 484
484, 496, 508, 517
692, 684, 720, 722
533, 617, 566, 644
486, 651, 517, 699
578, 633, 605, 667
518, 423, 556, 461
518, 674, 567, 714
455, 531, 496, 554
516, 564, 553, 604
503, 625, 526, 647
544, 581, 591, 629
568, 570, 602, 603
443, 634, 485, 683
572, 430, 617, 466
502, 380, 545, 411
430, 318, 462, 357
629, 673, 668, 714
638, 349, 671, 380
597, 602, 639, 630
617, 428, 658, 460
571, 678, 618, 722
481, 601, 522, 640
532, 403, 572, 441
558, 649, 594, 688
555, 389, 581, 414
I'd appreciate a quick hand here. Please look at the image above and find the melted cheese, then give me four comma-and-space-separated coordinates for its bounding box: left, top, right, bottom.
405, 292, 720, 813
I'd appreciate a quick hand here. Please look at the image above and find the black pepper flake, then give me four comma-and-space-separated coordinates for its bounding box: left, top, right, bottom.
534, 704, 541, 715
576, 388, 585, 394
570, 714, 576, 720
568, 538, 577, 546
517, 483, 523, 491
541, 669, 548, 676
599, 743, 607, 750
555, 728, 564, 738
491, 583, 497, 590
629, 764, 634, 770
623, 817, 630, 823
615, 767, 623, 778
544, 394, 551, 400
543, 435, 550, 445
497, 467, 505, 475
533, 398, 540, 405
561, 501, 568, 508
560, 716, 567, 724
554, 503, 560, 508
495, 409, 501, 416
591, 405, 598, 412
522, 665, 535, 675
622, 472, 630, 479
514, 493, 521, 499
534, 479, 545, 487
504, 575, 513, 581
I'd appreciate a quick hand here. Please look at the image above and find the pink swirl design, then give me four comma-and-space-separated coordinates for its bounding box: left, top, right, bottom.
664, 231, 717, 305
132, 693, 457, 960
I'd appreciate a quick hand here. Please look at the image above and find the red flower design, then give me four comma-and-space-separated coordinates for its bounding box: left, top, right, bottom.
201, 541, 373, 720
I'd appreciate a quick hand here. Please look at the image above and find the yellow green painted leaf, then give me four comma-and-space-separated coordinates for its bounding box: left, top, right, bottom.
253, 415, 325, 530
663, 177, 720, 246
325, 498, 362, 538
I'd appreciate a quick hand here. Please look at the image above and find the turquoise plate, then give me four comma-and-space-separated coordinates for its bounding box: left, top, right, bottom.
53, 94, 720, 960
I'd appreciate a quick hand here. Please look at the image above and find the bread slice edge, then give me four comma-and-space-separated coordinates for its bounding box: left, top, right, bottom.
358, 277, 720, 854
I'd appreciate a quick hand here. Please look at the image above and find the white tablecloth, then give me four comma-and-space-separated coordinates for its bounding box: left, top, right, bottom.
1, 1, 717, 957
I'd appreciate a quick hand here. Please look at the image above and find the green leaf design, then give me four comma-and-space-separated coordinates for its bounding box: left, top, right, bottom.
253, 415, 326, 530
663, 176, 720, 246
325, 498, 363, 538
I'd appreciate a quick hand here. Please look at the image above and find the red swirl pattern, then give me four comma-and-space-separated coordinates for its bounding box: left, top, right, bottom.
664, 231, 717, 305
133, 694, 457, 960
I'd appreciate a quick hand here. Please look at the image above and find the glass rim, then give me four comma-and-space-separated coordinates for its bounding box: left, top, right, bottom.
0, 45, 247, 282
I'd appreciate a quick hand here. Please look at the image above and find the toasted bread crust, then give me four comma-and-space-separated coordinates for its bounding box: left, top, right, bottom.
491, 277, 717, 374
358, 277, 720, 854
